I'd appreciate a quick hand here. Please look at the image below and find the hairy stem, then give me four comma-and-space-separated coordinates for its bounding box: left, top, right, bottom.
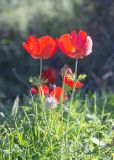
40, 59, 42, 79
75, 58, 78, 81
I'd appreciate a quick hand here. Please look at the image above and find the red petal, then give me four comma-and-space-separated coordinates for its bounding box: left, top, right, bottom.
64, 74, 84, 89
23, 35, 40, 59
30, 39, 40, 59
39, 84, 49, 96
30, 85, 49, 96
50, 38, 59, 57
22, 42, 31, 53
76, 81, 84, 88
64, 74, 75, 88
42, 68, 57, 84
78, 30, 87, 42
59, 34, 75, 53
71, 31, 77, 47
50, 87, 63, 102
59, 34, 79, 59
59, 41, 69, 54
38, 36, 56, 59
30, 88, 38, 94
27, 35, 36, 50
77, 30, 87, 48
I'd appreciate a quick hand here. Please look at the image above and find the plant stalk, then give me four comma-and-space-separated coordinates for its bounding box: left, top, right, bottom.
40, 59, 42, 79
75, 58, 78, 81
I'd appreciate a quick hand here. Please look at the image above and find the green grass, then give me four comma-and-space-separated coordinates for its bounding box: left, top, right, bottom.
0, 91, 114, 159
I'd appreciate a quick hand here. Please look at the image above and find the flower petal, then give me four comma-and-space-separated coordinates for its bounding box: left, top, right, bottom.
22, 42, 31, 54
38, 36, 56, 59
30, 88, 38, 94
50, 87, 67, 102
50, 38, 59, 57
76, 81, 84, 88
71, 31, 77, 47
40, 84, 49, 96
42, 68, 57, 84
59, 34, 75, 53
30, 39, 40, 59
27, 35, 36, 50
84, 36, 93, 56
77, 30, 87, 48
64, 74, 74, 88
64, 74, 84, 89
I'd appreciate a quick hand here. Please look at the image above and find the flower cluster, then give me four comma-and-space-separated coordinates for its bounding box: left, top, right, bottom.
23, 30, 92, 60
23, 30, 93, 108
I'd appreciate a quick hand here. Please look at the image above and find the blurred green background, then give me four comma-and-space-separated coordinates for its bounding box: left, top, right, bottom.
0, 0, 114, 100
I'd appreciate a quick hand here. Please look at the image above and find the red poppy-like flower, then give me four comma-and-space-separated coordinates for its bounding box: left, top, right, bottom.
31, 85, 68, 103
59, 30, 93, 59
30, 84, 49, 96
50, 87, 68, 102
42, 68, 57, 84
64, 74, 84, 89
22, 35, 58, 59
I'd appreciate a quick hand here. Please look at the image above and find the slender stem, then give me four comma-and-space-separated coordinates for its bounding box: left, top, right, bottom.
75, 59, 78, 81
61, 70, 67, 155
66, 59, 79, 153
71, 58, 78, 98
40, 59, 42, 79
67, 58, 78, 123
61, 70, 67, 122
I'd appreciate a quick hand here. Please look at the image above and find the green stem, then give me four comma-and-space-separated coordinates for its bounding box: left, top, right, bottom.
75, 58, 78, 81
66, 59, 78, 153
61, 70, 67, 122
40, 59, 42, 79
71, 58, 78, 99
67, 58, 79, 122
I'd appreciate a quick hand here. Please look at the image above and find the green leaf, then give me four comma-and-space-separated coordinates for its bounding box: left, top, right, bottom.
11, 95, 20, 119
78, 74, 87, 81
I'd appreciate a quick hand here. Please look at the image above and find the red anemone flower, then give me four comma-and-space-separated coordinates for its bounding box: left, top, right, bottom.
31, 85, 68, 103
50, 87, 68, 102
64, 74, 84, 89
59, 30, 93, 59
22, 35, 58, 59
42, 68, 57, 84
30, 84, 49, 96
